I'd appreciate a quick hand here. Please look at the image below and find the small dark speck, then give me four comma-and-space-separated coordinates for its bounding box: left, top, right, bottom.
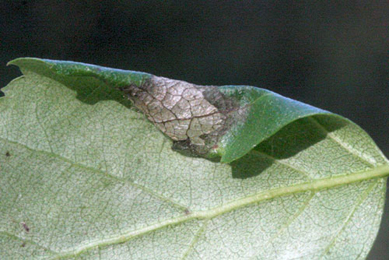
184, 209, 190, 215
21, 222, 30, 233
21, 242, 26, 247
5, 151, 10, 157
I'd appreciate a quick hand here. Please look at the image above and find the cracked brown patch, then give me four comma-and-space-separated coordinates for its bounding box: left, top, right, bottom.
119, 76, 239, 156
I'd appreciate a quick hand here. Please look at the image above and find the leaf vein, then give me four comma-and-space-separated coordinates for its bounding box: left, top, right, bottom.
318, 181, 378, 258
0, 137, 188, 211
309, 117, 376, 167
180, 220, 209, 260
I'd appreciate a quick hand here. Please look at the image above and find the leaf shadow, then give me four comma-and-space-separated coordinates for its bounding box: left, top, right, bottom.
231, 115, 347, 179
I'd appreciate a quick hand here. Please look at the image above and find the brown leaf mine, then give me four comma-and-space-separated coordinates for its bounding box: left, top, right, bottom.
119, 76, 238, 156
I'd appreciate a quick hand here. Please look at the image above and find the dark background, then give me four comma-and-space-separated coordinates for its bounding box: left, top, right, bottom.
0, 1, 388, 259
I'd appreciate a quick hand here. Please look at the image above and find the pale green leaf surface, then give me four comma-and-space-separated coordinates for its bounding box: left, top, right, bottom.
0, 59, 388, 260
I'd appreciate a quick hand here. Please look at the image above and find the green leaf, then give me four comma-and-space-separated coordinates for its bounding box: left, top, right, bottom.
1, 58, 388, 259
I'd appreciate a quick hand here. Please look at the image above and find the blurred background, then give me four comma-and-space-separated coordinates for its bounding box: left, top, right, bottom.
0, 1, 388, 258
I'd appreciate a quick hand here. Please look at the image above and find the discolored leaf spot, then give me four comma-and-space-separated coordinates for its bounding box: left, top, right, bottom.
21, 222, 29, 233
119, 76, 241, 157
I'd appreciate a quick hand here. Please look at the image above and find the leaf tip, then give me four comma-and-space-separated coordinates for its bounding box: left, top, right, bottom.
7, 57, 45, 68
7, 58, 21, 67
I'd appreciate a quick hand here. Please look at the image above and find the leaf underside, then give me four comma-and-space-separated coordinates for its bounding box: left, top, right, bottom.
0, 58, 388, 260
